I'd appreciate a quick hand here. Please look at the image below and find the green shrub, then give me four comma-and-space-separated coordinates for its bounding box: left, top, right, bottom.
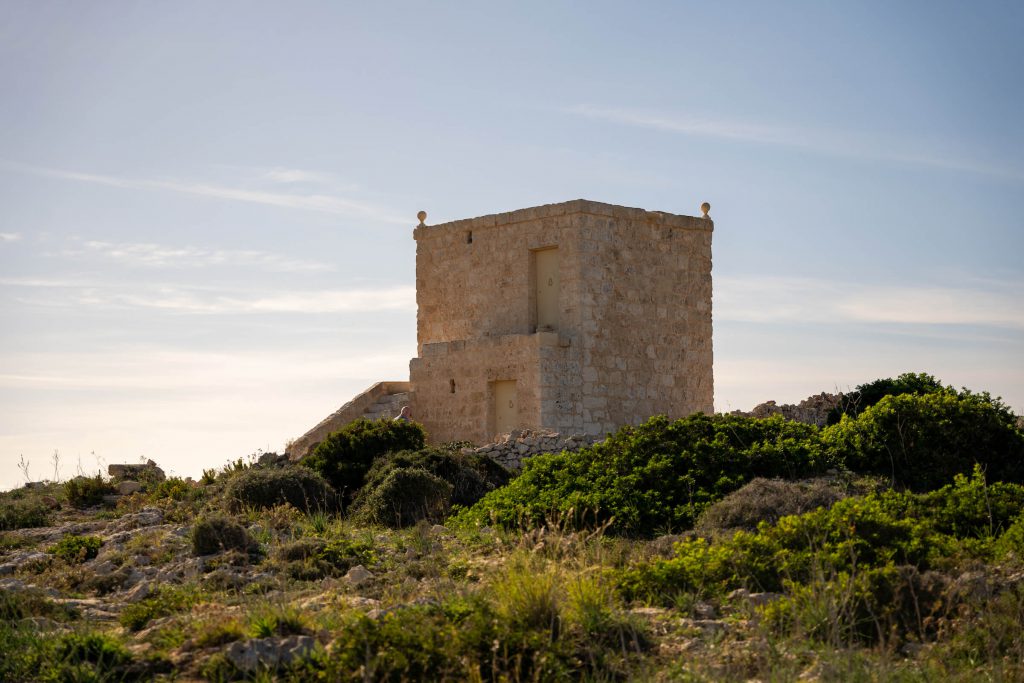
191, 515, 258, 556
695, 477, 847, 534
994, 513, 1024, 560
313, 576, 647, 680
823, 392, 1024, 491
760, 564, 951, 646
827, 372, 947, 424
301, 418, 426, 505
120, 584, 205, 631
54, 631, 131, 669
354, 468, 453, 528
319, 535, 377, 569
275, 535, 377, 579
456, 413, 838, 537
356, 446, 510, 509
150, 476, 193, 501
275, 537, 326, 562
621, 472, 1024, 606
0, 587, 77, 622
63, 474, 117, 508
224, 466, 339, 513
248, 606, 311, 638
50, 534, 103, 563
0, 499, 50, 530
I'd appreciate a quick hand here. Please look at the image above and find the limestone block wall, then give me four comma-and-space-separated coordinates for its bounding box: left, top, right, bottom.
414, 202, 586, 351
575, 208, 714, 432
410, 199, 713, 445
410, 333, 578, 444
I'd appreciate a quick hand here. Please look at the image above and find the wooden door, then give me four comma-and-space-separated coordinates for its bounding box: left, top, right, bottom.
493, 380, 518, 435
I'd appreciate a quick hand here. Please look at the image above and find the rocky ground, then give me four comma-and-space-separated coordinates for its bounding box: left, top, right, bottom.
2, 454, 1021, 681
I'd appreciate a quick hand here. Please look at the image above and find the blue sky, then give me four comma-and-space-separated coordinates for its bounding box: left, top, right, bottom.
1, 2, 1022, 489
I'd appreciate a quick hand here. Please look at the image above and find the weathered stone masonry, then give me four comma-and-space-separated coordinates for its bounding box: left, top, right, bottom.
409, 199, 714, 444
289, 198, 713, 458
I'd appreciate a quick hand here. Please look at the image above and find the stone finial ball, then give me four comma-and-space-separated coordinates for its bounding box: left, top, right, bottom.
700, 202, 711, 217
416, 210, 427, 225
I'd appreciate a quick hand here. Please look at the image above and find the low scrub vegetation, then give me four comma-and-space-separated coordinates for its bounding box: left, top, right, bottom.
301, 418, 426, 505
1, 371, 1022, 680
63, 473, 117, 508
353, 467, 453, 528
455, 413, 838, 536
50, 534, 103, 563
191, 514, 259, 556
0, 497, 50, 531
224, 466, 339, 513
694, 476, 850, 534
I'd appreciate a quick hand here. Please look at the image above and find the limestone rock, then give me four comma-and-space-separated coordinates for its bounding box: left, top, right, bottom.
122, 580, 152, 603
344, 565, 373, 587
225, 636, 316, 673
118, 480, 143, 495
108, 462, 165, 482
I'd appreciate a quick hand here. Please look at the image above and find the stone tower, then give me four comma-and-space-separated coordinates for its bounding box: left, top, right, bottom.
408, 199, 713, 444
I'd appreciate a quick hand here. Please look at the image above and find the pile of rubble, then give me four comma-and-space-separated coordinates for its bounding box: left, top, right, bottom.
732, 392, 842, 427
104, 460, 166, 504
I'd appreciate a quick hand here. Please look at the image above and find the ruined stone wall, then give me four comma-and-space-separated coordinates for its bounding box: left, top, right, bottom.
575, 208, 714, 433
733, 393, 841, 427
463, 429, 600, 472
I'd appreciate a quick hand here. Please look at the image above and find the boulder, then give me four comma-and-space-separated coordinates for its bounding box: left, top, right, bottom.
225, 636, 316, 673
118, 480, 143, 495
122, 580, 152, 603
344, 565, 374, 587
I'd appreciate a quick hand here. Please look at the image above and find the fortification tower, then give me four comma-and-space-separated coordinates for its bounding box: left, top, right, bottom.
409, 199, 713, 444
287, 198, 713, 459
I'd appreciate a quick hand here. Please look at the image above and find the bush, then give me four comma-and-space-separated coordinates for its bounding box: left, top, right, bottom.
354, 468, 453, 528
456, 413, 839, 537
318, 595, 643, 681
823, 392, 1024, 491
63, 474, 117, 508
302, 418, 426, 505
120, 584, 205, 631
50, 534, 103, 563
760, 564, 952, 646
621, 472, 1024, 607
150, 477, 193, 502
191, 515, 258, 556
695, 477, 847, 534
0, 587, 77, 622
224, 466, 338, 513
827, 372, 947, 424
0, 499, 50, 530
356, 446, 511, 510
274, 535, 377, 579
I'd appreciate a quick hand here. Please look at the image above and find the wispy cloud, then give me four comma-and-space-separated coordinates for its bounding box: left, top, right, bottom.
715, 275, 1024, 330
69, 240, 333, 272
0, 161, 409, 224
563, 105, 1024, 182
260, 168, 342, 185
0, 346, 414, 391
0, 232, 21, 242
87, 285, 416, 315
3, 276, 416, 315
